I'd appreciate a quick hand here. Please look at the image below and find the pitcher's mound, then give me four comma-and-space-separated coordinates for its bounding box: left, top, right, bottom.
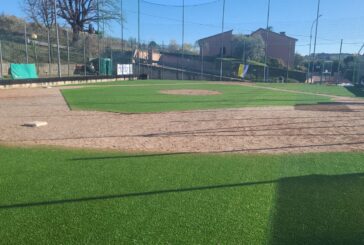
160, 89, 221, 96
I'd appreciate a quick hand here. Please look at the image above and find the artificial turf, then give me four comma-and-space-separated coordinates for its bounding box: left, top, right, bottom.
254, 82, 364, 98
61, 80, 331, 113
1, 146, 364, 244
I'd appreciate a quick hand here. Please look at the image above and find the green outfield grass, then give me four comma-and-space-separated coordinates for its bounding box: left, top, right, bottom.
254, 82, 364, 98
61, 80, 331, 113
1, 146, 364, 244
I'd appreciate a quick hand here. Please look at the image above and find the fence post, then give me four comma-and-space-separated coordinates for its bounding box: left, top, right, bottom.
47, 28, 51, 76
67, 31, 70, 76
0, 40, 3, 80
83, 35, 87, 76
24, 23, 29, 63
54, 0, 61, 78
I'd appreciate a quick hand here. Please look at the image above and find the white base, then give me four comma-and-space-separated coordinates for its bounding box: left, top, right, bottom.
23, 121, 48, 127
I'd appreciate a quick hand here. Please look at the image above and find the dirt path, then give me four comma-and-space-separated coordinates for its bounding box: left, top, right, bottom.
1, 85, 364, 154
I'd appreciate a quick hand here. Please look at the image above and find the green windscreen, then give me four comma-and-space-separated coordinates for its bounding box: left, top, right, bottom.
10, 63, 38, 79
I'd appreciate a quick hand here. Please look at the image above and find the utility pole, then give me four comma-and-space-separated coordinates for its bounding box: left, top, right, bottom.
337, 39, 343, 84
181, 0, 185, 80
264, 0, 271, 82
219, 0, 226, 81
54, 0, 61, 77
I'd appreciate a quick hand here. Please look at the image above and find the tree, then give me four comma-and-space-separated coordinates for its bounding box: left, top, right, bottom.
231, 35, 264, 62
23, 0, 55, 29
168, 39, 179, 53
56, 0, 121, 42
294, 53, 305, 69
22, 0, 56, 64
148, 41, 159, 50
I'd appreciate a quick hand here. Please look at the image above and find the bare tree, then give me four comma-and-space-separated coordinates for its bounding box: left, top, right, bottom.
23, 0, 56, 65
23, 0, 55, 28
57, 0, 121, 42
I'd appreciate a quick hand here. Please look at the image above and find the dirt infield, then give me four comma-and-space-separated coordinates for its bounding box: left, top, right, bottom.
1, 84, 364, 154
160, 89, 221, 95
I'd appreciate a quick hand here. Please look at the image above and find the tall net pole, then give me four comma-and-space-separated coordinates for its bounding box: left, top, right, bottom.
138, 0, 141, 76
337, 39, 343, 84
67, 30, 70, 76
219, 0, 226, 81
0, 40, 3, 79
264, 0, 271, 82
24, 23, 29, 64
54, 0, 61, 77
181, 0, 185, 80
312, 0, 321, 73
121, 0, 124, 53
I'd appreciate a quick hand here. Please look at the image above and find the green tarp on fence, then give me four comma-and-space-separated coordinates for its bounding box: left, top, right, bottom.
10, 64, 38, 79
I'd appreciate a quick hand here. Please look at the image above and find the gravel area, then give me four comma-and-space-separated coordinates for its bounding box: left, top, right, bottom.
1, 85, 364, 154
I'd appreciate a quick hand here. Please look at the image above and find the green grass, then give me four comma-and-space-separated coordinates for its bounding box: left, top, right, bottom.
254, 82, 364, 98
1, 146, 364, 244
61, 80, 331, 113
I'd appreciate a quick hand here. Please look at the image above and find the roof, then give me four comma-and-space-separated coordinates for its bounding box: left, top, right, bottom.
197, 30, 233, 43
251, 28, 298, 41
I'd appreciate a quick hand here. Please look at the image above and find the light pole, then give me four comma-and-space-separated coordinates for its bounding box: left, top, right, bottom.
307, 14, 322, 83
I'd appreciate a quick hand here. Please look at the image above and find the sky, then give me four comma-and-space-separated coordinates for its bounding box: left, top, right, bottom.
1, 0, 364, 55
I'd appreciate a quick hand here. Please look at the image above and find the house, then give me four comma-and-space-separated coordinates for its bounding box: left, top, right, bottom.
197, 30, 233, 57
251, 28, 297, 68
197, 29, 297, 68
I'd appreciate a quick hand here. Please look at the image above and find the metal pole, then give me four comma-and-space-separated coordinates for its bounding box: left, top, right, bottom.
121, 0, 124, 53
83, 35, 87, 76
25, 23, 29, 63
0, 41, 3, 79
67, 31, 70, 76
307, 20, 315, 83
312, 0, 321, 70
219, 0, 226, 81
54, 0, 61, 77
264, 0, 271, 82
181, 0, 185, 80
33, 40, 38, 73
97, 0, 100, 76
286, 40, 291, 82
47, 29, 51, 76
243, 38, 246, 63
307, 15, 322, 83
201, 42, 204, 80
337, 39, 343, 84
138, 0, 141, 76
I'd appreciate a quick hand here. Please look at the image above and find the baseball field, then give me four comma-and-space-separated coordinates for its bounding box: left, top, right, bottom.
1, 80, 364, 244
